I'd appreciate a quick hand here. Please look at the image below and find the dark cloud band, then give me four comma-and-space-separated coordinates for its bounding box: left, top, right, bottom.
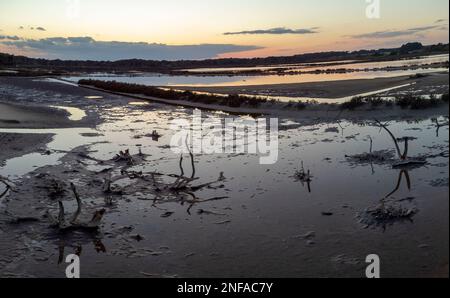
0, 36, 261, 61
351, 25, 441, 39
224, 27, 318, 35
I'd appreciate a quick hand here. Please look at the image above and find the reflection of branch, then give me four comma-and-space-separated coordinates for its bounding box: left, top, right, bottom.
385, 170, 411, 199
179, 154, 185, 177
185, 136, 196, 179
58, 239, 106, 264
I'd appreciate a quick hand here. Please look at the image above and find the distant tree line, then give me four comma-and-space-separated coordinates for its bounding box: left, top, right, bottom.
1, 43, 448, 73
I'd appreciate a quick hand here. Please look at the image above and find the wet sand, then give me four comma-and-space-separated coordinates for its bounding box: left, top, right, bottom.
0, 76, 448, 278
0, 133, 53, 166
0, 102, 77, 129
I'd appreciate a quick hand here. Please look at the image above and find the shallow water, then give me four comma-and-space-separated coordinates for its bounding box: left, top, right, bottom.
65, 68, 448, 88
64, 54, 449, 88
184, 54, 449, 74
50, 106, 87, 121
0, 102, 448, 277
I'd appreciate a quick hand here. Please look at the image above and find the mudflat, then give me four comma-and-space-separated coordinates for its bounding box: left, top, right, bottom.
0, 102, 76, 129
0, 132, 53, 166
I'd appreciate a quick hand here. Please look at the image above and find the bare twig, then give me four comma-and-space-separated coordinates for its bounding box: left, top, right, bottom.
179, 154, 185, 177
70, 183, 82, 223
0, 177, 11, 199
375, 120, 403, 159
368, 136, 373, 154
185, 136, 196, 179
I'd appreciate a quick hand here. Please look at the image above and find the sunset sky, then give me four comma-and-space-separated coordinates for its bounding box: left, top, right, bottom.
0, 0, 448, 60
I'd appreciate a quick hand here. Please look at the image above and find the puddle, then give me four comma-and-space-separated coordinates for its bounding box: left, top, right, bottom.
50, 106, 87, 121
0, 127, 100, 178
129, 101, 150, 106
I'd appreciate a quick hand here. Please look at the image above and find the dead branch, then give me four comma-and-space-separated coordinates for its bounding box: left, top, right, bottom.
78, 152, 104, 164
368, 136, 373, 154
0, 177, 11, 199
294, 162, 313, 193
48, 183, 106, 232
149, 130, 162, 141
432, 117, 449, 137
190, 172, 225, 191
70, 183, 82, 224
374, 120, 403, 159
113, 149, 134, 165
185, 136, 196, 179
375, 120, 427, 167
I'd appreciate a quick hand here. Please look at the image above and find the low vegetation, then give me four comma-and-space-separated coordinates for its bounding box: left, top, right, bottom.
340, 93, 449, 110
79, 79, 448, 112
79, 79, 269, 108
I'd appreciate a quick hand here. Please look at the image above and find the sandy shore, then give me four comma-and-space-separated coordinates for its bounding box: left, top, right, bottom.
177, 72, 449, 98
0, 102, 79, 129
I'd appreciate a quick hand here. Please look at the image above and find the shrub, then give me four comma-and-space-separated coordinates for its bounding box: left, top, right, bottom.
296, 102, 307, 110
396, 93, 443, 109
366, 96, 385, 108
78, 79, 270, 108
340, 97, 366, 110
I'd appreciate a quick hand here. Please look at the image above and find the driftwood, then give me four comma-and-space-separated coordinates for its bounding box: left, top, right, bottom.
294, 161, 313, 193
48, 183, 106, 231
432, 117, 449, 137
149, 130, 162, 141
0, 176, 13, 199
113, 149, 134, 165
374, 119, 427, 168
78, 152, 105, 164
102, 141, 227, 213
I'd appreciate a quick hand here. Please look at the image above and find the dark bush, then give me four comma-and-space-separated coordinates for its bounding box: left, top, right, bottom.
340, 97, 366, 110
296, 102, 307, 110
78, 79, 269, 109
396, 93, 443, 110
366, 96, 385, 107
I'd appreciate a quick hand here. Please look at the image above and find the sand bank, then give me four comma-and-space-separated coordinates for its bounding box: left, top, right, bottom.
176, 72, 449, 99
